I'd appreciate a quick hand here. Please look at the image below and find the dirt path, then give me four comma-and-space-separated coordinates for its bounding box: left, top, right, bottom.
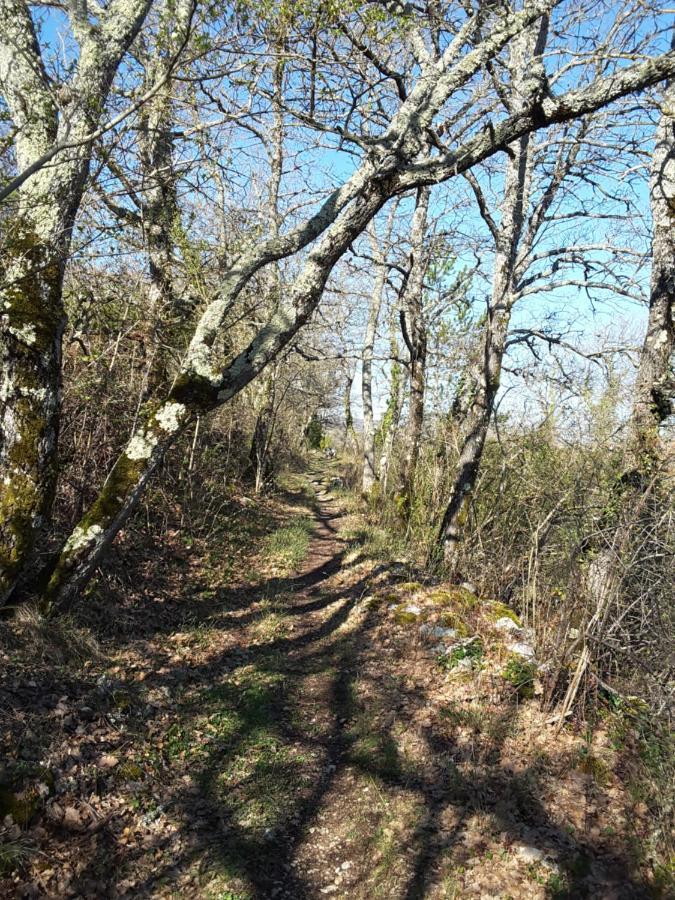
0, 464, 655, 898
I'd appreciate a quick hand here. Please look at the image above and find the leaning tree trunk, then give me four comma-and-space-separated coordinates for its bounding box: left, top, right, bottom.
45, 180, 391, 611
436, 303, 511, 568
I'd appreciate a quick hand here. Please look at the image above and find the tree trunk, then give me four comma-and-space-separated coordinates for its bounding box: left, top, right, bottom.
629, 78, 675, 465
0, 225, 65, 599
436, 12, 548, 568
0, 0, 165, 603
399, 186, 430, 511
361, 219, 392, 494
249, 365, 278, 493
140, 87, 180, 398
379, 322, 407, 493
247, 35, 285, 490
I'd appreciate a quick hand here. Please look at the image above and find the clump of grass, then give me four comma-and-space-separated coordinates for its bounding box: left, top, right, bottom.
263, 516, 314, 572
576, 750, 612, 786
4, 604, 101, 665
0, 833, 36, 874
343, 523, 402, 564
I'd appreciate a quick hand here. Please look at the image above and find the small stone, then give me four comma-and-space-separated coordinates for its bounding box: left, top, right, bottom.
508, 641, 536, 659
404, 604, 421, 616
516, 845, 544, 863
62, 806, 82, 830
420, 624, 457, 641
493, 617, 521, 633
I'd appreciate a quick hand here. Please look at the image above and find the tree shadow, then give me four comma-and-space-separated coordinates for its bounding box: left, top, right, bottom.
1, 490, 654, 899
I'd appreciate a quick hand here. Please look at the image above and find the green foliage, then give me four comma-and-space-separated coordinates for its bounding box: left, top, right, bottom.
304, 414, 325, 450
438, 638, 483, 671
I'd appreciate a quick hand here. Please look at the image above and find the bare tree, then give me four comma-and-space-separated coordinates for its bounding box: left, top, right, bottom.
31, 0, 675, 610
436, 8, 550, 567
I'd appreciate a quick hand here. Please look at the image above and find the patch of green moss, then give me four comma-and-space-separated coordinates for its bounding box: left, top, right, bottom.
427, 589, 455, 606
397, 581, 423, 594
502, 655, 536, 699
487, 601, 521, 626
112, 690, 132, 710
116, 761, 144, 781
394, 604, 422, 625
169, 372, 220, 412
0, 769, 52, 827
439, 611, 470, 637
432, 586, 479, 611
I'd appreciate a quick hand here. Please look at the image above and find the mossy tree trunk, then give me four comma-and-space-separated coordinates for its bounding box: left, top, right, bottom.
250, 364, 278, 494
0, 0, 164, 603
0, 226, 66, 600
629, 77, 675, 465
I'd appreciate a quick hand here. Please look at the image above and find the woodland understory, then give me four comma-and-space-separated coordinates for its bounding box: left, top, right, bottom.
0, 0, 674, 897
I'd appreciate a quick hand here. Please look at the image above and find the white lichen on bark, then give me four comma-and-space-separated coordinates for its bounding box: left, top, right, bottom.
155, 402, 186, 433
126, 431, 159, 460
63, 523, 104, 554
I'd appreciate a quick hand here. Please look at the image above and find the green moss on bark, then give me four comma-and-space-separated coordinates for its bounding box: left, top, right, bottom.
168, 372, 220, 411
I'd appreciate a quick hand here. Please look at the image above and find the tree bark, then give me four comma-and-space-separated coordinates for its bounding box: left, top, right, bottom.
629, 78, 675, 465
361, 206, 397, 494
399, 186, 430, 511
437, 11, 548, 568
248, 37, 285, 491
378, 312, 407, 493
0, 0, 158, 603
